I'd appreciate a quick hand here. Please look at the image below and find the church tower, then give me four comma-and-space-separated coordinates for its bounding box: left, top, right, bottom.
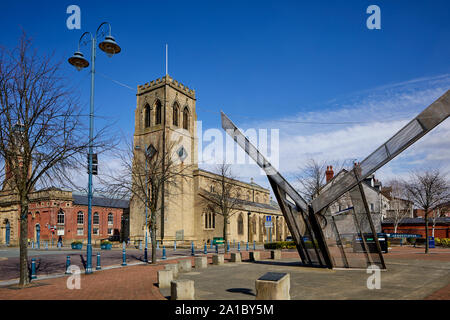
129, 75, 198, 243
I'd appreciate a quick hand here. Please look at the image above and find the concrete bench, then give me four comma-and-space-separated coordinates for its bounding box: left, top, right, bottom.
212, 254, 224, 265
178, 259, 192, 273
157, 269, 173, 288
171, 279, 195, 300
195, 256, 208, 269
271, 250, 281, 260
230, 252, 241, 262
255, 272, 290, 300
164, 264, 178, 278
250, 251, 260, 261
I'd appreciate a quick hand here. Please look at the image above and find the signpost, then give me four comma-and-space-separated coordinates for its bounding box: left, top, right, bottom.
265, 216, 273, 242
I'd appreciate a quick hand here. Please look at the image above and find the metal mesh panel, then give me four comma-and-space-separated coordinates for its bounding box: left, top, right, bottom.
386, 119, 423, 156
222, 112, 309, 211
360, 145, 388, 178
312, 170, 358, 213
348, 186, 384, 268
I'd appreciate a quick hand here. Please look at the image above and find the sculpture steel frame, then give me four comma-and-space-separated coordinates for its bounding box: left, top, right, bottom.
221, 90, 449, 269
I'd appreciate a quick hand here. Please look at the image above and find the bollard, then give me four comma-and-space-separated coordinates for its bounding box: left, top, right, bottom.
65, 256, 71, 274
233, 239, 235, 248
204, 243, 207, 254
253, 240, 256, 250
246, 241, 249, 251
162, 246, 167, 260
174, 240, 177, 251
139, 240, 142, 250
210, 241, 213, 249
31, 241, 34, 249
158, 270, 173, 289
227, 241, 230, 252
96, 252, 101, 270
45, 241, 48, 250
157, 241, 160, 250
31, 258, 37, 279
256, 272, 290, 300
191, 242, 195, 256
122, 242, 127, 266
215, 244, 218, 254
238, 242, 241, 252
171, 279, 195, 300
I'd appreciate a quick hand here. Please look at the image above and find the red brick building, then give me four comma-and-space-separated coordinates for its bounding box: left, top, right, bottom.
382, 217, 450, 238
0, 187, 129, 246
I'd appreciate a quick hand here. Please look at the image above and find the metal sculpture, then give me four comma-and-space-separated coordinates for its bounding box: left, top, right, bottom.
221, 90, 449, 269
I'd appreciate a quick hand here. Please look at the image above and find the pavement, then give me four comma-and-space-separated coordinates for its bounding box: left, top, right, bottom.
0, 246, 449, 300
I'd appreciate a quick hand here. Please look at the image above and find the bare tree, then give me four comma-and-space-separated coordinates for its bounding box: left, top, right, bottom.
384, 179, 412, 233
102, 137, 192, 263
296, 159, 344, 203
404, 169, 449, 253
430, 202, 449, 237
0, 33, 112, 286
198, 163, 242, 251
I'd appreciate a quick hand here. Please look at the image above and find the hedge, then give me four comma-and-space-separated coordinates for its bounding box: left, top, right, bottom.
435, 238, 450, 247
264, 240, 319, 250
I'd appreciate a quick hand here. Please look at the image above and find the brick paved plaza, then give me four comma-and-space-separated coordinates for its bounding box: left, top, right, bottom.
0, 246, 449, 300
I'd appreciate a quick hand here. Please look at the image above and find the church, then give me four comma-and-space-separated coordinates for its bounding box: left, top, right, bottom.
129, 75, 289, 245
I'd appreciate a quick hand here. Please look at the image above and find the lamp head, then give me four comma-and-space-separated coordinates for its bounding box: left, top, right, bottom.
99, 35, 121, 57
68, 51, 89, 71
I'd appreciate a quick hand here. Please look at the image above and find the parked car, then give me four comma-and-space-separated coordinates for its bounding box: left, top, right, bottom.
285, 236, 293, 242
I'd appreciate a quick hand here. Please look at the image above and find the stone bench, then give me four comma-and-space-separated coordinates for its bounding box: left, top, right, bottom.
178, 259, 192, 273
255, 272, 290, 300
157, 269, 173, 288
271, 250, 281, 260
250, 251, 260, 261
230, 252, 241, 262
164, 264, 178, 278
212, 254, 224, 265
195, 256, 208, 269
171, 279, 195, 300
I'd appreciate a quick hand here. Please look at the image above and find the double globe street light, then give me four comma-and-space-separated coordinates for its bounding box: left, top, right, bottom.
68, 22, 121, 274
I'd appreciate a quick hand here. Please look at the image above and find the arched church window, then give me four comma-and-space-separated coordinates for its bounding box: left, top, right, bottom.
144, 104, 151, 128
237, 214, 244, 235
155, 100, 162, 125
183, 107, 189, 130
173, 103, 179, 126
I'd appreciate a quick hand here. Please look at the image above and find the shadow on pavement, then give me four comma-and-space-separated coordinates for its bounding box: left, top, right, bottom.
226, 288, 255, 296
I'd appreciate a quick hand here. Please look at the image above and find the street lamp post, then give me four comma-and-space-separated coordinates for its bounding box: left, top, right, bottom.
68, 22, 121, 274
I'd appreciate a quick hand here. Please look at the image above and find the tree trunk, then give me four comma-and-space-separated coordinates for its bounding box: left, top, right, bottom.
425, 210, 429, 254
151, 214, 157, 264
394, 224, 398, 234
223, 213, 228, 252
19, 196, 29, 286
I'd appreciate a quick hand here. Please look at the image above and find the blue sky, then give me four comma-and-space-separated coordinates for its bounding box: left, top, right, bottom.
2, 0, 450, 190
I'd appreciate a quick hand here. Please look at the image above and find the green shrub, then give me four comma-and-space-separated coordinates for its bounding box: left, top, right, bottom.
437, 238, 450, 247
71, 240, 82, 245
264, 241, 296, 250
101, 240, 112, 245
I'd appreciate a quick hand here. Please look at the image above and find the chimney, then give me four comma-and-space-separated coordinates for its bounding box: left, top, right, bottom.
326, 166, 334, 183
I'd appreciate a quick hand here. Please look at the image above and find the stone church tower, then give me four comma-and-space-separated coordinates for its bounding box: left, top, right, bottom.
129, 75, 198, 243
